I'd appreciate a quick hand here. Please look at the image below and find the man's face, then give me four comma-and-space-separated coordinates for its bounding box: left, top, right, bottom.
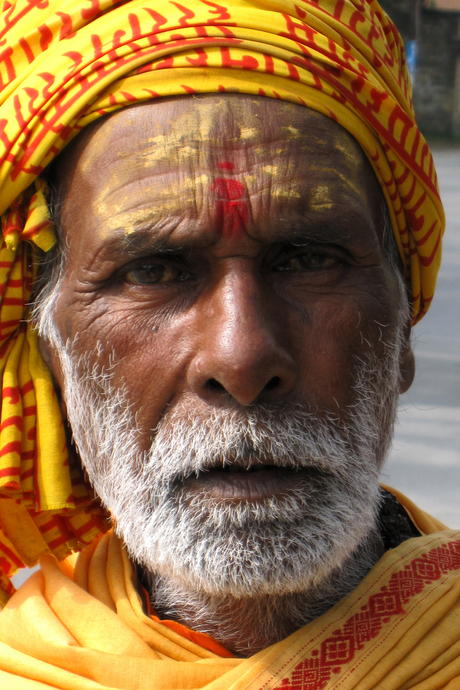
41, 95, 414, 597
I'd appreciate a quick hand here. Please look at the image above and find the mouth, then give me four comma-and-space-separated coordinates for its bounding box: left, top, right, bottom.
181, 461, 325, 501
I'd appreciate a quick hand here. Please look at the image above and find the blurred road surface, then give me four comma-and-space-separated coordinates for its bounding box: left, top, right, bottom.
383, 145, 460, 527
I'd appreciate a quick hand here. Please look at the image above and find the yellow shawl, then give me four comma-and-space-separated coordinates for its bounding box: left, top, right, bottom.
0, 491, 459, 689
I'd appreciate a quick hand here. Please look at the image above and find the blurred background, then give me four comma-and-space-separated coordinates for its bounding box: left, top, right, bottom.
378, 0, 460, 527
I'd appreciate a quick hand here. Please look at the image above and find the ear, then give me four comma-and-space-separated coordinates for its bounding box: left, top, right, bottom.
398, 319, 415, 395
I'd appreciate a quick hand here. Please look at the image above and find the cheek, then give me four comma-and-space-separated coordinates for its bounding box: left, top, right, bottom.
52, 298, 197, 448
294, 315, 359, 414
294, 287, 399, 415
89, 311, 199, 442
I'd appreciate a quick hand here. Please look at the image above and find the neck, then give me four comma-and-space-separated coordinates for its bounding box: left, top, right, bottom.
141, 530, 384, 657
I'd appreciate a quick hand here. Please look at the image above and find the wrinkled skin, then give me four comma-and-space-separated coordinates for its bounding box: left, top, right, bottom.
44, 95, 414, 435
41, 94, 415, 652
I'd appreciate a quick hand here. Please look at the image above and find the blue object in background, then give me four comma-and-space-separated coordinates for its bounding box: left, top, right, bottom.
406, 40, 418, 86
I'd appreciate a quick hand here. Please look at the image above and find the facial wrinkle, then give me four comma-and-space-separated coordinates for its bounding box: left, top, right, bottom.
212, 175, 249, 240
281, 125, 301, 138
301, 166, 369, 203
239, 127, 259, 140
309, 184, 334, 212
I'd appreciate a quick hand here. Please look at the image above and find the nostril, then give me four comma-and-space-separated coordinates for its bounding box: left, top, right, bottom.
207, 378, 226, 392
265, 376, 281, 391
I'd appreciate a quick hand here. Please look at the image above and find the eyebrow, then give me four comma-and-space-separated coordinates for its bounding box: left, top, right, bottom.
93, 208, 376, 263
275, 211, 374, 246
93, 221, 189, 263
111, 232, 184, 256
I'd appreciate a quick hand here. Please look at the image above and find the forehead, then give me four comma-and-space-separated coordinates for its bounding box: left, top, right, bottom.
72, 94, 363, 158
55, 95, 384, 251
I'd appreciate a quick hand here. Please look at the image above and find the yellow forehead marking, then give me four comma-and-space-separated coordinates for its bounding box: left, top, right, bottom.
239, 126, 259, 140
184, 173, 209, 188
122, 142, 198, 166
310, 185, 334, 211
95, 207, 159, 238
333, 137, 362, 160
271, 188, 301, 199
93, 172, 214, 240
262, 165, 280, 175
145, 133, 169, 145
282, 125, 301, 138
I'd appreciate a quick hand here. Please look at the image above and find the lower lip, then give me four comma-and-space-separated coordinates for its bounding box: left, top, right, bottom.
181, 467, 322, 501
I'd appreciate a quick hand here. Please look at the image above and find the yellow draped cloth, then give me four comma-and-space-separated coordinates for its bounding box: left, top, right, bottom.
0, 0, 446, 603
0, 490, 459, 689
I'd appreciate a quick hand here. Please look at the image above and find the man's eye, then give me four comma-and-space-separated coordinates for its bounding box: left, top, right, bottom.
124, 263, 188, 285
275, 252, 341, 272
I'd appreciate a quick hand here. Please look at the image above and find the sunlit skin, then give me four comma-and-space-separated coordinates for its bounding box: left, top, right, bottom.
41, 95, 415, 652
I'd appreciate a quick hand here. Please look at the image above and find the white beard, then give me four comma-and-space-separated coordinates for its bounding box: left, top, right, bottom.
55, 323, 403, 601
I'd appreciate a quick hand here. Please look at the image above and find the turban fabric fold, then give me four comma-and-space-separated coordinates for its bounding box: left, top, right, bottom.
0, 0, 445, 603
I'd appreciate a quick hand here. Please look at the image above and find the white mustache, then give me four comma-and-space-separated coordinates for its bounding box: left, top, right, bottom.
144, 399, 360, 493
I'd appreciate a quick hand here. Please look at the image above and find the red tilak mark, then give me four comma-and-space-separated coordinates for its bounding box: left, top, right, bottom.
218, 161, 234, 170
212, 177, 248, 239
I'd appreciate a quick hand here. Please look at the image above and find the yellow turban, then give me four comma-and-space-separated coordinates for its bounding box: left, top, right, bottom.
0, 0, 445, 603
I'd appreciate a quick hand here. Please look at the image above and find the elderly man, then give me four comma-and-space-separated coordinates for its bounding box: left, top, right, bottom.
0, 0, 457, 688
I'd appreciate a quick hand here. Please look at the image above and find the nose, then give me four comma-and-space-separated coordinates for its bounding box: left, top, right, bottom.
188, 269, 298, 406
